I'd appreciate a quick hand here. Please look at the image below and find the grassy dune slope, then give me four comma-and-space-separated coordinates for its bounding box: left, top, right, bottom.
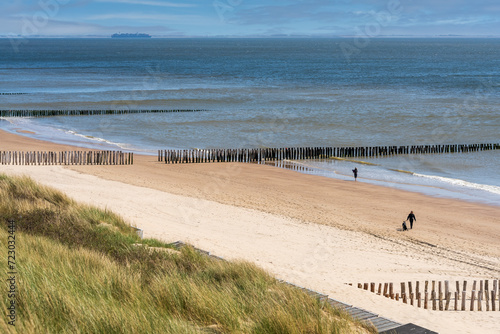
0, 174, 376, 334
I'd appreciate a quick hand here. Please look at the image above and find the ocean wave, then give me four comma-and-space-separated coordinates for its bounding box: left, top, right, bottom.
0, 116, 32, 124
65, 130, 133, 151
0, 117, 14, 123
413, 173, 500, 195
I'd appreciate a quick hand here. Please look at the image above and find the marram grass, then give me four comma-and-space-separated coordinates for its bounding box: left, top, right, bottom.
0, 174, 376, 333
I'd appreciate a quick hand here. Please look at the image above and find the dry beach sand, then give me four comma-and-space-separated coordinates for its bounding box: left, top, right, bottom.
1, 129, 500, 333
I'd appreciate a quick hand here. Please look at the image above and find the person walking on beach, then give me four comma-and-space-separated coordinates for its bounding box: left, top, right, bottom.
406, 211, 416, 229
352, 167, 358, 181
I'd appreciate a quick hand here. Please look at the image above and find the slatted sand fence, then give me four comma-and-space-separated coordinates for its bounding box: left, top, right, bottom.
356, 279, 500, 311
0, 150, 133, 165
158, 143, 500, 164
0, 109, 207, 117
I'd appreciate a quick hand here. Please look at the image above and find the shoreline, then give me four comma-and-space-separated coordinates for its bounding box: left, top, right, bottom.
2, 123, 499, 207
1, 129, 499, 256
1, 129, 500, 333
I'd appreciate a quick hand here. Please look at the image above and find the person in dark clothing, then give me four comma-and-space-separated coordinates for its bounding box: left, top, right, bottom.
352, 167, 358, 181
406, 211, 416, 229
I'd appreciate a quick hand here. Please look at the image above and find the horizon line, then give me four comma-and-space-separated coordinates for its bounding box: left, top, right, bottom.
2, 34, 500, 39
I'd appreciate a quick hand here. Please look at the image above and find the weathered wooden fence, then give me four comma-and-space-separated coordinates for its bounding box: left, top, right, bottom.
0, 109, 206, 117
356, 279, 500, 311
0, 150, 133, 165
158, 143, 500, 164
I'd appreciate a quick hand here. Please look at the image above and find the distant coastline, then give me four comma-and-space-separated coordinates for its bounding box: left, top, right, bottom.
111, 33, 151, 38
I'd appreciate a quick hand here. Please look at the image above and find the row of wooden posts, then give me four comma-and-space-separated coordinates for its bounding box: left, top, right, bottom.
0, 93, 26, 95
357, 280, 500, 311
0, 150, 133, 165
0, 109, 206, 117
158, 143, 500, 164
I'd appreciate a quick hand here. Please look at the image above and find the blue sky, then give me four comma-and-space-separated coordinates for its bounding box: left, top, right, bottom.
2, 0, 500, 37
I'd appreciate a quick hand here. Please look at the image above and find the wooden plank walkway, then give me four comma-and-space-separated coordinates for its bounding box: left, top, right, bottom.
380, 323, 438, 334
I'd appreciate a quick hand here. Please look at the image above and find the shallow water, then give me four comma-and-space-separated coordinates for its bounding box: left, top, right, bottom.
299, 151, 500, 206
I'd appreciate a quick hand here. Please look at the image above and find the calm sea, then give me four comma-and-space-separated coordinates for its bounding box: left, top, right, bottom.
1, 38, 499, 205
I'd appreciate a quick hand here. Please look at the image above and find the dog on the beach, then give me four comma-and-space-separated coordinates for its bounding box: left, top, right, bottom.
402, 221, 408, 231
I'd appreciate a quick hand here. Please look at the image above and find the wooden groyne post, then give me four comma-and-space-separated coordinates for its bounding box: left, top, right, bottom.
0, 150, 133, 165
158, 143, 500, 164
0, 109, 207, 117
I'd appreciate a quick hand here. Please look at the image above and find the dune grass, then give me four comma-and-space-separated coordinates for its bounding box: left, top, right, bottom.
0, 174, 377, 333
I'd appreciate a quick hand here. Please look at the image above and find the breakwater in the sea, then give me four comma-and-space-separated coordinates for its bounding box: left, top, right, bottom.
0, 150, 133, 165
158, 143, 500, 164
0, 109, 206, 117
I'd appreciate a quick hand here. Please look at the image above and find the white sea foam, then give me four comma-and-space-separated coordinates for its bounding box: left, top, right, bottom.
413, 173, 500, 195
65, 130, 130, 150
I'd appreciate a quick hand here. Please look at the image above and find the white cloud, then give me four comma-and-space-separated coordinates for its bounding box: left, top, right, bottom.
351, 11, 377, 16
431, 17, 490, 25
0, 15, 178, 36
95, 0, 196, 8
87, 12, 205, 23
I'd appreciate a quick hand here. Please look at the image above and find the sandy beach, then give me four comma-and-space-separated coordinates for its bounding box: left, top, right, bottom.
1, 129, 500, 334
